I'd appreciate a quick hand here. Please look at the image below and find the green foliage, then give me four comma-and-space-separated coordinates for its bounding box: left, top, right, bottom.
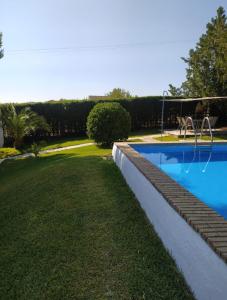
0, 32, 3, 59
0, 96, 199, 138
168, 84, 184, 97
170, 7, 227, 97
0, 147, 21, 159
105, 88, 133, 99
30, 141, 46, 157
30, 143, 41, 157
2, 104, 50, 148
87, 102, 131, 146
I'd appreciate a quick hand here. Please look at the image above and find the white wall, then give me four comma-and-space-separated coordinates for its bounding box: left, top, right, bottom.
113, 144, 227, 300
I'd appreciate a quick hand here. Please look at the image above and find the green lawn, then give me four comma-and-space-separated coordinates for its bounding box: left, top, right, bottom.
127, 138, 144, 142
199, 134, 227, 141
40, 136, 143, 151
129, 128, 160, 138
40, 128, 156, 151
154, 134, 227, 142
41, 137, 93, 150
0, 145, 193, 299
155, 135, 179, 142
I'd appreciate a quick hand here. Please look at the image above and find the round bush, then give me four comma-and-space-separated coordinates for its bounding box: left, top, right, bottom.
87, 102, 131, 146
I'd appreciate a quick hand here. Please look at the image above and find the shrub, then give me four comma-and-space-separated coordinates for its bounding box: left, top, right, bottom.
30, 143, 40, 157
87, 102, 131, 146
0, 148, 21, 159
2, 105, 50, 148
30, 141, 46, 157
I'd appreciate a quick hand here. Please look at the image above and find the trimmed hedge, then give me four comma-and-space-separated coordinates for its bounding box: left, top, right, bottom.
87, 102, 131, 145
0, 148, 21, 159
0, 96, 210, 138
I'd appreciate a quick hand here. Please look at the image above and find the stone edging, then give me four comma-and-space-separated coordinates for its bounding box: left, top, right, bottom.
115, 142, 227, 263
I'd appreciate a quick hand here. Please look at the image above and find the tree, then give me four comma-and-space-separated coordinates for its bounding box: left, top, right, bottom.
169, 7, 227, 97
168, 84, 184, 97
2, 105, 50, 148
87, 102, 131, 146
105, 88, 133, 99
0, 32, 4, 59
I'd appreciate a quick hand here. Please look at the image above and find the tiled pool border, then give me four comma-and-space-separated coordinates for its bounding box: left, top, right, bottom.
114, 142, 227, 263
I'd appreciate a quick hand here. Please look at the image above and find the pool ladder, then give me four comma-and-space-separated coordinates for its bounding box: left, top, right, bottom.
184, 116, 213, 147
200, 117, 213, 144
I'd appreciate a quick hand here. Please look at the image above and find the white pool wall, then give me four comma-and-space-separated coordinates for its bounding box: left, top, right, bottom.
113, 144, 227, 300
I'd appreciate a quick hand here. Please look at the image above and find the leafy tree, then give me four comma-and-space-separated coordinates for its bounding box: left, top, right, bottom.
0, 32, 4, 59
2, 105, 50, 148
87, 102, 131, 146
105, 88, 133, 99
168, 84, 184, 97
169, 7, 227, 97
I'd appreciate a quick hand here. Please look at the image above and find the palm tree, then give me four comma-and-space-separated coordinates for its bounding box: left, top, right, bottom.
3, 105, 49, 148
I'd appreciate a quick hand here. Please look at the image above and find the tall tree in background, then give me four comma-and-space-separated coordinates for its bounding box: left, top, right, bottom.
105, 88, 133, 99
169, 7, 227, 97
0, 32, 4, 59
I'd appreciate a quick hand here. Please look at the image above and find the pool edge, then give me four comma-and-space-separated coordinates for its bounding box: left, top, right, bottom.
113, 142, 227, 300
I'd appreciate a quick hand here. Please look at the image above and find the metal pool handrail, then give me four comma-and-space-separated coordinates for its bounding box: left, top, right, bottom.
200, 116, 213, 144
184, 116, 198, 146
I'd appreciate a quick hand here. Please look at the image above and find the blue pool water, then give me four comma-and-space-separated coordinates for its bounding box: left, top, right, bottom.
132, 143, 227, 219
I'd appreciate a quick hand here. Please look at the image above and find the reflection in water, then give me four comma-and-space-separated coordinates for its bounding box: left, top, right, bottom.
201, 150, 212, 173
159, 148, 213, 175
184, 148, 212, 174
184, 148, 197, 174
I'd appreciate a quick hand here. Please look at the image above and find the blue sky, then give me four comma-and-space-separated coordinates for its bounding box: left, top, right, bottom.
1, 0, 227, 103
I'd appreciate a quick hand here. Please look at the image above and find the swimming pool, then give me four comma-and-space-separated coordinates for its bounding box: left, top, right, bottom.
113, 142, 227, 299
132, 143, 227, 220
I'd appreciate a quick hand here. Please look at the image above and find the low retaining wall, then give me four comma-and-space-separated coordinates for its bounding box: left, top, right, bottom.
112, 142, 227, 300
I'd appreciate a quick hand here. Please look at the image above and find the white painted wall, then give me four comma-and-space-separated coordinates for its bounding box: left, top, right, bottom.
0, 110, 3, 147
113, 144, 227, 300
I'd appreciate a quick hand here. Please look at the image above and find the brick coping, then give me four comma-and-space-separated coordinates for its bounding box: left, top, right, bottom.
115, 142, 227, 263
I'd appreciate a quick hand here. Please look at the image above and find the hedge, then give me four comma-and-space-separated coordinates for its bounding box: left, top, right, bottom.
87, 102, 131, 145
0, 147, 21, 159
2, 96, 221, 138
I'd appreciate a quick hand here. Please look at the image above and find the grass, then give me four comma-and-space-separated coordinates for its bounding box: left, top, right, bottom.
129, 128, 160, 138
40, 136, 93, 150
200, 134, 227, 141
39, 136, 144, 151
155, 135, 179, 142
0, 145, 194, 299
127, 138, 144, 142
0, 147, 21, 159
1, 136, 142, 160
154, 134, 227, 142
37, 136, 143, 151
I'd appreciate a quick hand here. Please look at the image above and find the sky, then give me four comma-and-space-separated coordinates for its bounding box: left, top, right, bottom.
1, 0, 227, 103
